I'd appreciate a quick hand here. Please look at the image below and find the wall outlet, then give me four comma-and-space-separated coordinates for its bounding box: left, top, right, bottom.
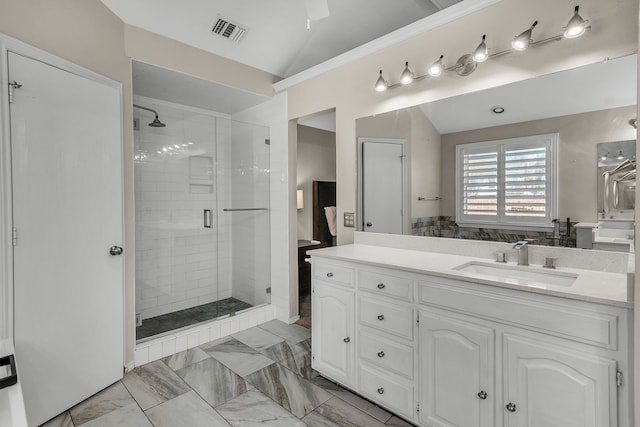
133, 117, 140, 131
135, 313, 142, 327
344, 212, 355, 227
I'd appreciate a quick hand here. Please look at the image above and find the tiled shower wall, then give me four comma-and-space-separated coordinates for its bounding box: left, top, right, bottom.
411, 216, 577, 247
134, 97, 231, 320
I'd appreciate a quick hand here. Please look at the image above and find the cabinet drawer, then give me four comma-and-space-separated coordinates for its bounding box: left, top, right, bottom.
419, 278, 619, 349
358, 330, 413, 379
359, 296, 413, 340
358, 269, 413, 302
357, 362, 414, 419
313, 260, 355, 288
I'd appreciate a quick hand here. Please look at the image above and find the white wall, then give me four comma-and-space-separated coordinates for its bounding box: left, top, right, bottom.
296, 125, 336, 241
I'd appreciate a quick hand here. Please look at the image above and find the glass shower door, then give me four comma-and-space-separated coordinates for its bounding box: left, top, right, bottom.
134, 100, 219, 341
216, 118, 271, 310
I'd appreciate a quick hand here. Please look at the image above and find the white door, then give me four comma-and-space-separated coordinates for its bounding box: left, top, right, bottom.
419, 309, 495, 427
311, 281, 354, 386
361, 139, 405, 234
504, 334, 616, 427
9, 52, 124, 426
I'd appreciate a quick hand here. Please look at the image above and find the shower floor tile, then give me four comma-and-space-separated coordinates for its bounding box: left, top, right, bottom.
136, 297, 253, 340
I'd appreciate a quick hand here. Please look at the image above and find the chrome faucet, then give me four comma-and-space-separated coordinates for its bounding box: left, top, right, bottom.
512, 240, 529, 266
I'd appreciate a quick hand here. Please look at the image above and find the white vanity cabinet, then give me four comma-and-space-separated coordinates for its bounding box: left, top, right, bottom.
311, 259, 356, 387
419, 275, 628, 427
418, 308, 495, 427
503, 334, 617, 427
355, 266, 416, 419
311, 254, 632, 427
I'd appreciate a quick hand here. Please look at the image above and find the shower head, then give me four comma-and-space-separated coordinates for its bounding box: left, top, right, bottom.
149, 115, 166, 127
133, 104, 167, 128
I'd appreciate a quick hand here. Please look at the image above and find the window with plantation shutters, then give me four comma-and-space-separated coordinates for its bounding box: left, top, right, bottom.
456, 134, 558, 229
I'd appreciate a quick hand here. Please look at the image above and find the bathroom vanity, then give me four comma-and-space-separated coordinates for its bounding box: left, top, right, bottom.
310, 233, 633, 427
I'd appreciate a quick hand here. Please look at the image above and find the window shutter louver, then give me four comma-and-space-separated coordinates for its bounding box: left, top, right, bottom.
456, 134, 557, 229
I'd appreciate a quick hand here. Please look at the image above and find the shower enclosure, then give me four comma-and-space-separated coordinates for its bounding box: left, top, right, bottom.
134, 97, 270, 341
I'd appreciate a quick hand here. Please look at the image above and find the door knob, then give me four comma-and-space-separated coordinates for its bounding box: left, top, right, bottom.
109, 246, 123, 256
477, 390, 487, 400
343, 337, 351, 343
506, 402, 517, 412
366, 221, 373, 227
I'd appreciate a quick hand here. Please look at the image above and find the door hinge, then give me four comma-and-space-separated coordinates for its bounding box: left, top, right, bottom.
264, 138, 270, 145
616, 370, 623, 388
416, 316, 420, 326
8, 81, 22, 104
12, 227, 17, 246
266, 287, 271, 294
416, 403, 420, 413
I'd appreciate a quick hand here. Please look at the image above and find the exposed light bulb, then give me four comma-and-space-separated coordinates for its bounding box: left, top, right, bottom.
617, 150, 625, 160
428, 55, 445, 77
564, 5, 588, 39
374, 70, 388, 92
512, 21, 538, 51
400, 62, 414, 85
472, 35, 488, 63
601, 152, 609, 161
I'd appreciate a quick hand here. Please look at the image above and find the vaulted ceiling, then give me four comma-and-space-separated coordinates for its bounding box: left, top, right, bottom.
101, 0, 461, 78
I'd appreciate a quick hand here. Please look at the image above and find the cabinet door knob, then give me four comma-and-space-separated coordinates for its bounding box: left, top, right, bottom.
377, 351, 385, 358
477, 390, 487, 400
343, 337, 350, 343
377, 314, 385, 321
506, 402, 517, 413
326, 272, 334, 277
377, 387, 384, 395
377, 283, 385, 289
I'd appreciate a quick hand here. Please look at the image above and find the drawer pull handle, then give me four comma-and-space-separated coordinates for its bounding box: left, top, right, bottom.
377, 387, 384, 395
477, 390, 487, 400
326, 272, 334, 277
377, 351, 385, 358
377, 283, 385, 289
343, 337, 351, 343
506, 402, 517, 413
377, 314, 385, 321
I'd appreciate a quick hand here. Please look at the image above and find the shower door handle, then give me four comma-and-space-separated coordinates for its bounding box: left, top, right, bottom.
204, 209, 212, 228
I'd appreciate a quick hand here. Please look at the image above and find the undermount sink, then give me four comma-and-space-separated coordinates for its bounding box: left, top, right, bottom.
454, 262, 578, 287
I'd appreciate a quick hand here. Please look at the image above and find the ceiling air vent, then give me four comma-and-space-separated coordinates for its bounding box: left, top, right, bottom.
211, 16, 248, 43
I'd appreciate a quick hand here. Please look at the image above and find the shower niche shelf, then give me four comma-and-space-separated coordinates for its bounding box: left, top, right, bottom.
189, 155, 214, 194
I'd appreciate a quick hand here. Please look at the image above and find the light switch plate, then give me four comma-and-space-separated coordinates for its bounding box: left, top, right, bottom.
344, 212, 355, 227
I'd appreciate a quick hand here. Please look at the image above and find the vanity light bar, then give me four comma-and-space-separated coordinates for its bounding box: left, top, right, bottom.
374, 5, 591, 92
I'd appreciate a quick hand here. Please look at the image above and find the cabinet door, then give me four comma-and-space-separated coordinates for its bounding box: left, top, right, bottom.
312, 281, 355, 386
503, 334, 617, 427
419, 310, 495, 427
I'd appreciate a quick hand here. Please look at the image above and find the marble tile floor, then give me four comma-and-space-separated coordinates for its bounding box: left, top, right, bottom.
43, 320, 415, 427
136, 297, 253, 340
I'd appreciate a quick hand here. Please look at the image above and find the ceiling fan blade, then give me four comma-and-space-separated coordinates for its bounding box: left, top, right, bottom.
305, 0, 330, 21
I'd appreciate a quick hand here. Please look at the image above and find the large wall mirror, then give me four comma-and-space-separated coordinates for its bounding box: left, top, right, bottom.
356, 53, 637, 247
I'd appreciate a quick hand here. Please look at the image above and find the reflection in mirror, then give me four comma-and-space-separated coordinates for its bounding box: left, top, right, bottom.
598, 139, 636, 216
356, 54, 637, 247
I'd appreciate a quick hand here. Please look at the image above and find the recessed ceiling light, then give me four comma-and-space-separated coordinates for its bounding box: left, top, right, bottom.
491, 106, 505, 114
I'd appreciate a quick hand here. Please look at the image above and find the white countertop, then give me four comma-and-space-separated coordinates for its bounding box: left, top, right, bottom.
309, 243, 632, 308
0, 339, 28, 427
